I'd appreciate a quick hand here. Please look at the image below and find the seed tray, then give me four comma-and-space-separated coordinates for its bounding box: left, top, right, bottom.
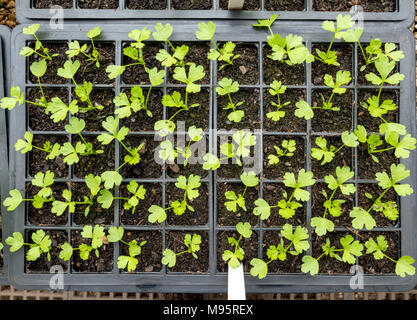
7, 22, 417, 293
16, 0, 414, 27
0, 25, 11, 285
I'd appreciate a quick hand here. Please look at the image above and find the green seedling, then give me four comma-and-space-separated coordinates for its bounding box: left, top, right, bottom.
158, 126, 203, 166
349, 163, 413, 230
106, 226, 147, 272
202, 130, 257, 171
66, 26, 102, 68
266, 81, 290, 122
311, 166, 356, 236
59, 225, 106, 261
162, 234, 201, 268
195, 21, 240, 71
267, 139, 296, 165
301, 235, 363, 276
365, 235, 415, 278
253, 169, 315, 220
250, 224, 309, 279
225, 171, 259, 213
14, 132, 60, 161
222, 222, 253, 269
114, 86, 153, 119
6, 230, 51, 262
20, 24, 57, 62
216, 78, 244, 123
311, 132, 359, 165
148, 174, 201, 223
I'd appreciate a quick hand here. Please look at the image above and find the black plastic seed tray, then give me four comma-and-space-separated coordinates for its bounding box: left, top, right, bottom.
0, 25, 11, 285
7, 22, 417, 293
16, 0, 414, 27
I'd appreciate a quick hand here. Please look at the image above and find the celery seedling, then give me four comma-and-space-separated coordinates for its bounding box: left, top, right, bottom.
266, 81, 290, 122
225, 172, 259, 213
267, 139, 296, 165
222, 222, 252, 269
162, 234, 201, 268
6, 230, 51, 262
311, 132, 359, 165
216, 78, 244, 123
20, 24, 57, 62
66, 26, 102, 68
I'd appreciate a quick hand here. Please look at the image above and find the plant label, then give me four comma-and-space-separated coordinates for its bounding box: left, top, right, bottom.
228, 0, 244, 10
228, 263, 246, 300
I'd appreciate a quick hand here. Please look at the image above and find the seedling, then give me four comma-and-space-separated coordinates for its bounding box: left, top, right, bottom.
20, 24, 56, 62
106, 226, 147, 272
354, 125, 416, 163
311, 132, 359, 165
195, 21, 240, 71
158, 126, 203, 166
6, 230, 51, 262
66, 26, 102, 68
216, 78, 244, 123
14, 132, 61, 161
222, 222, 253, 269
253, 169, 315, 220
267, 139, 296, 165
225, 171, 259, 213
311, 166, 356, 236
252, 14, 278, 37
148, 174, 201, 223
153, 23, 189, 68
154, 63, 205, 136
349, 163, 413, 230
59, 225, 106, 261
365, 235, 415, 278
162, 234, 201, 268
114, 86, 153, 119
266, 81, 290, 122
202, 130, 256, 171
316, 14, 355, 66
97, 116, 145, 189
301, 235, 363, 276
250, 224, 309, 279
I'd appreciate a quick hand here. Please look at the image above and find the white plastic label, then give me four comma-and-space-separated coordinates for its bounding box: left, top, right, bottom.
228, 0, 244, 10
228, 264, 246, 300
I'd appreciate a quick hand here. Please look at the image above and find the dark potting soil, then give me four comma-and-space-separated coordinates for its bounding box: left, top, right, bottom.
313, 0, 396, 12
166, 183, 209, 226
165, 231, 209, 273
120, 230, 162, 273
312, 44, 353, 86
71, 182, 114, 225
357, 44, 399, 85
167, 88, 210, 132
357, 89, 399, 133
357, 143, 397, 180
120, 183, 162, 226
358, 183, 398, 227
218, 43, 259, 85
77, 0, 119, 9
73, 42, 115, 85
168, 42, 211, 85
73, 135, 115, 178
72, 88, 115, 132
311, 135, 353, 179
263, 89, 306, 133
171, 0, 212, 10
165, 136, 209, 179
25, 230, 68, 273
71, 230, 114, 272
122, 42, 163, 85
34, 0, 73, 9
263, 45, 305, 85
262, 183, 306, 227
311, 89, 353, 132
216, 182, 259, 227
312, 231, 353, 274
220, 0, 260, 10
264, 0, 305, 11
27, 87, 69, 132
217, 231, 259, 272
27, 182, 68, 226
217, 89, 260, 131
311, 183, 354, 228
119, 135, 162, 179
28, 135, 68, 178
358, 231, 398, 274
127, 0, 167, 10
262, 135, 306, 180
263, 230, 303, 273
29, 42, 69, 85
